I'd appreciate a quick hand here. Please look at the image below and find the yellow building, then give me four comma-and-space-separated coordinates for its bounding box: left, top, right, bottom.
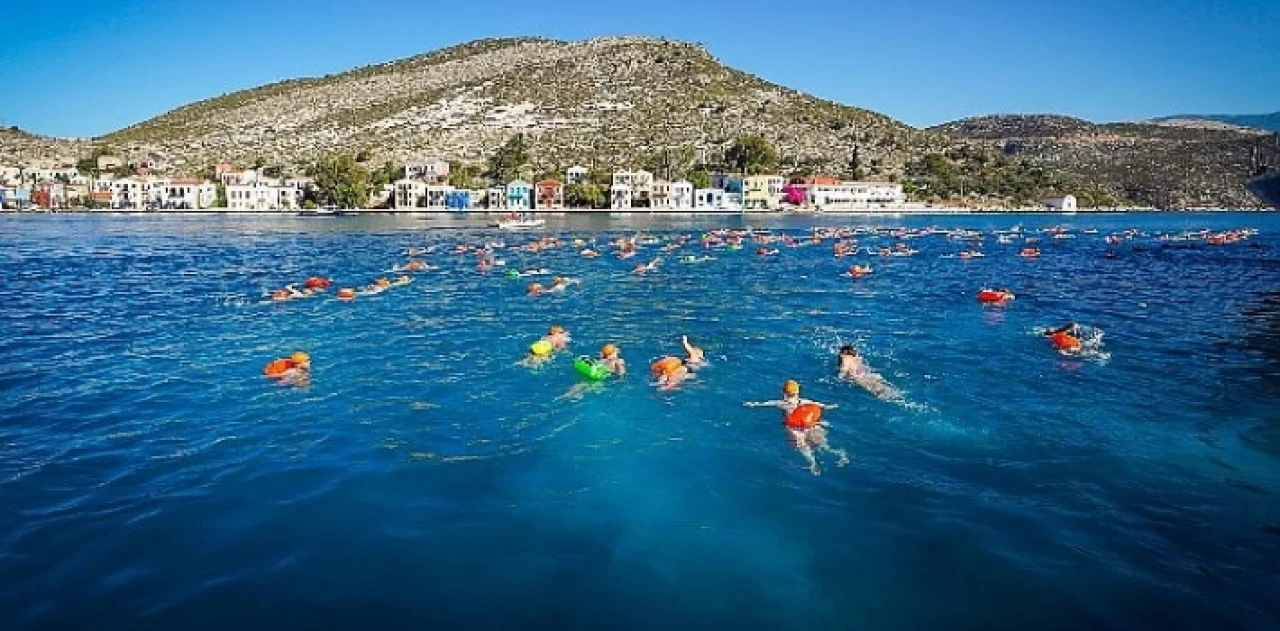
743, 175, 785, 210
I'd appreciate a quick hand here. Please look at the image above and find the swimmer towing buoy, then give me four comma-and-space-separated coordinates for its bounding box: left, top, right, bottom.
574, 356, 611, 381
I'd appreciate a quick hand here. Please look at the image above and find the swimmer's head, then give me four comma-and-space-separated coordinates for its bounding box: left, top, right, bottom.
376, 278, 390, 287
550, 325, 565, 336
782, 380, 800, 396
840, 345, 856, 356
291, 351, 311, 367
601, 343, 618, 358
552, 276, 565, 285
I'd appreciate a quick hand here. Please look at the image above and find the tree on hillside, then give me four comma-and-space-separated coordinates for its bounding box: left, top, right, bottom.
308, 154, 370, 209
448, 161, 483, 189
370, 161, 400, 188
564, 183, 606, 209
644, 145, 698, 181
688, 168, 712, 190
487, 134, 530, 183
725, 134, 778, 175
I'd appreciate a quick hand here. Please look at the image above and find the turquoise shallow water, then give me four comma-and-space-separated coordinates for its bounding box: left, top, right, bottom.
1, 213, 1278, 630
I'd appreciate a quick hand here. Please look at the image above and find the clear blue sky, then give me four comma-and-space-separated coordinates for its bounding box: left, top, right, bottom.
1, 0, 1276, 138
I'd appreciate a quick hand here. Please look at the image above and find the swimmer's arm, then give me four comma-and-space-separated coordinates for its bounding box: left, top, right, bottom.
744, 400, 783, 408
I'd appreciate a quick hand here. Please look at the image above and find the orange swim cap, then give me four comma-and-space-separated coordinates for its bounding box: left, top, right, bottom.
782, 380, 800, 395
550, 325, 565, 335
291, 351, 310, 365
602, 343, 618, 357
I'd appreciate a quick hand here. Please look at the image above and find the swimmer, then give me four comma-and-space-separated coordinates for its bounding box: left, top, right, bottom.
391, 275, 413, 286
656, 358, 691, 390
545, 325, 572, 350
547, 276, 580, 293
263, 351, 311, 387
744, 380, 847, 475
599, 343, 626, 375
1045, 322, 1083, 355
681, 335, 706, 368
527, 282, 545, 296
837, 346, 898, 399
634, 257, 661, 275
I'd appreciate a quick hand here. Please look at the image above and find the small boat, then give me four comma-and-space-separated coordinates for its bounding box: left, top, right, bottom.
492, 214, 546, 231
297, 208, 337, 217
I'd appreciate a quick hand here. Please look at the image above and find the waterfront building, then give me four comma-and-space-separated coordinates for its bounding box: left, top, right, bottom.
612, 170, 654, 207
536, 180, 564, 209
506, 180, 532, 210
610, 183, 632, 209
566, 165, 588, 185
158, 178, 217, 209
226, 182, 302, 211
485, 186, 507, 209
694, 188, 725, 210
1043, 195, 1078, 211
712, 173, 744, 195
405, 158, 450, 183
394, 179, 427, 209
445, 189, 472, 210
796, 180, 905, 208
743, 175, 785, 210
424, 185, 452, 210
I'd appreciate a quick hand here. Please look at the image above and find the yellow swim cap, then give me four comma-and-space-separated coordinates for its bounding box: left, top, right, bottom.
782, 380, 800, 395
530, 340, 553, 356
601, 343, 618, 357
291, 351, 311, 364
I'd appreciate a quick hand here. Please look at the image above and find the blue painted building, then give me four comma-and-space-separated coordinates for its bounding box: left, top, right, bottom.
445, 189, 471, 210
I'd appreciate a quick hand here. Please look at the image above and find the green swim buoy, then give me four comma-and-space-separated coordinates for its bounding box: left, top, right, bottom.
573, 356, 610, 381
506, 269, 520, 279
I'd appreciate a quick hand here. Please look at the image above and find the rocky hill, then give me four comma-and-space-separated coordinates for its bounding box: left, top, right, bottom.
98, 37, 940, 179
929, 115, 1279, 208
0, 127, 87, 166
1152, 111, 1280, 133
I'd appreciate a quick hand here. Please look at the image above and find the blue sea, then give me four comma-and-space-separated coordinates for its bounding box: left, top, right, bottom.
2, 212, 1278, 630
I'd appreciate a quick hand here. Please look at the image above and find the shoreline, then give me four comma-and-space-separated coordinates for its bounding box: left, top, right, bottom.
1, 207, 1272, 217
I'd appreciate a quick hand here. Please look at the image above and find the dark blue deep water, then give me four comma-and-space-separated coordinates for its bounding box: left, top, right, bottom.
2, 213, 1278, 630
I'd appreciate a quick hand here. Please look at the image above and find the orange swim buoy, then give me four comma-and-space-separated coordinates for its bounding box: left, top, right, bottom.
305, 276, 330, 290
651, 356, 682, 375
337, 288, 356, 300
785, 403, 823, 430
977, 289, 1012, 304
1051, 331, 1082, 352
1020, 248, 1040, 258
263, 358, 294, 377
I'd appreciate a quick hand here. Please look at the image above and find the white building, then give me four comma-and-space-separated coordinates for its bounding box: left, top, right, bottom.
1043, 195, 1078, 211
609, 183, 633, 209
612, 170, 654, 207
394, 179, 428, 209
29, 165, 80, 183
157, 179, 217, 210
802, 181, 906, 209
652, 180, 694, 210
107, 176, 153, 209
405, 158, 450, 182
694, 188, 725, 210
226, 183, 302, 211
566, 165, 589, 185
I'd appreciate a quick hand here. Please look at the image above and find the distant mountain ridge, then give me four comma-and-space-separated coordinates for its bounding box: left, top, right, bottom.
929, 114, 1278, 208
1151, 111, 1280, 132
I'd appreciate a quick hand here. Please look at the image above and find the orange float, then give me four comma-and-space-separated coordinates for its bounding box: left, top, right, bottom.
305, 276, 331, 290
263, 358, 293, 377
650, 356, 682, 375
337, 288, 356, 300
1051, 331, 1082, 352
977, 289, 1012, 304
785, 403, 823, 430
1020, 248, 1041, 258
